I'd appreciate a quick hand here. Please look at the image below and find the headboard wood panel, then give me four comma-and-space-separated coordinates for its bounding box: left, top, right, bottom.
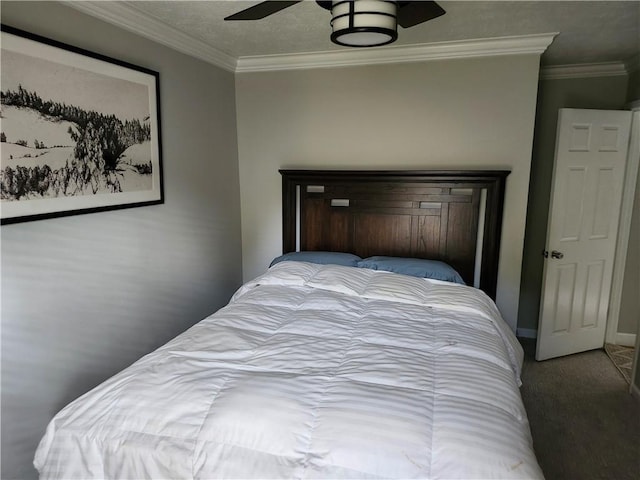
281, 170, 509, 299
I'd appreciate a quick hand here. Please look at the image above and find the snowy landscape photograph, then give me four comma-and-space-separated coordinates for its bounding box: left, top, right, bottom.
1, 26, 163, 224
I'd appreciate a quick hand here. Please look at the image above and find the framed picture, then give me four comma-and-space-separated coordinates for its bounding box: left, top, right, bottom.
1, 25, 163, 224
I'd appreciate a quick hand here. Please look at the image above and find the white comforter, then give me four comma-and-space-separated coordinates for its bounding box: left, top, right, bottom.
34, 262, 543, 479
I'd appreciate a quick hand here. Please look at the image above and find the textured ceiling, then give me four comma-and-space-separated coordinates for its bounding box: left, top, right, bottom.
123, 0, 639, 66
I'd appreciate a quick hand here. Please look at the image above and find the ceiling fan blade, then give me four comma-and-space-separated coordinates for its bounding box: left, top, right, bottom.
224, 1, 302, 21
397, 1, 446, 28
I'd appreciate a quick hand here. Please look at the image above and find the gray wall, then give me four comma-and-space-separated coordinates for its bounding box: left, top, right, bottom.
236, 56, 542, 332
518, 74, 629, 333
618, 159, 639, 336
1, 3, 242, 479
620, 78, 640, 337
627, 72, 640, 393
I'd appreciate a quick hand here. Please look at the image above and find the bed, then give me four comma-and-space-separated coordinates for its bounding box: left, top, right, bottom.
34, 170, 543, 479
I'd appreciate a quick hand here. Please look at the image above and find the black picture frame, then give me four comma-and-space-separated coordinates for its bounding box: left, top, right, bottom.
0, 25, 164, 224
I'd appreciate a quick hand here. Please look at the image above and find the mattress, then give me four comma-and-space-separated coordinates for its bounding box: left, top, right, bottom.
34, 261, 543, 479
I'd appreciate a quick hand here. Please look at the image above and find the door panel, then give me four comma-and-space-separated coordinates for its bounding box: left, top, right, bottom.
590, 168, 614, 239
560, 167, 586, 241
553, 263, 577, 333
536, 109, 632, 361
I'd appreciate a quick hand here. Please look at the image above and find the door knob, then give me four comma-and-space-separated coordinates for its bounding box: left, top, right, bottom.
551, 250, 564, 259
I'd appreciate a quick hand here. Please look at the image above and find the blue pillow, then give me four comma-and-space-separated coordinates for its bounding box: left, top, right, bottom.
357, 256, 466, 284
270, 251, 362, 268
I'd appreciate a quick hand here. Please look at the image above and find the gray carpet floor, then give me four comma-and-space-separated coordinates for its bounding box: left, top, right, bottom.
519, 339, 640, 480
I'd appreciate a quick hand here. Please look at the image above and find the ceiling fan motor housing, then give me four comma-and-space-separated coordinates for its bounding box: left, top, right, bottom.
323, 1, 399, 47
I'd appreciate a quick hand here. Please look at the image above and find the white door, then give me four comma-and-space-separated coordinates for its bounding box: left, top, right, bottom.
536, 108, 632, 361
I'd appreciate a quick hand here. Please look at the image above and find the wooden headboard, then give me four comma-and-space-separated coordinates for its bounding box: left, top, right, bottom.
280, 170, 509, 299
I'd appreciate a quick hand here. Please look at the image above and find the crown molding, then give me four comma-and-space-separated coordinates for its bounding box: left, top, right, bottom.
540, 62, 628, 80
63, 2, 554, 74
236, 33, 557, 73
62, 1, 237, 72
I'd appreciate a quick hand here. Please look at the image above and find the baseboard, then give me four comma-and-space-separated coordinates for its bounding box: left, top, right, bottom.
516, 330, 633, 344
517, 328, 538, 339
615, 333, 637, 347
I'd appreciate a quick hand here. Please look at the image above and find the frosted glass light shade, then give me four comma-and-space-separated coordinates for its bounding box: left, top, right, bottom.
330, 1, 398, 47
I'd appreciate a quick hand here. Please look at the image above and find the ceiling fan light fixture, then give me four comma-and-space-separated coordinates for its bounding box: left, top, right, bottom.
330, 0, 398, 47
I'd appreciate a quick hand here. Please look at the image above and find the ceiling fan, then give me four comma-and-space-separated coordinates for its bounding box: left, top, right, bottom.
224, 1, 446, 48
